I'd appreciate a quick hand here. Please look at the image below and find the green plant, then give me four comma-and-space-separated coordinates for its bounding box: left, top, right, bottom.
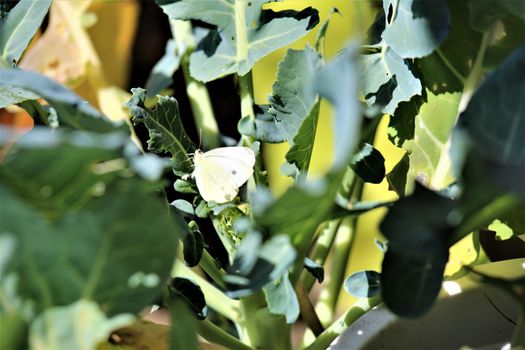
1, 0, 524, 349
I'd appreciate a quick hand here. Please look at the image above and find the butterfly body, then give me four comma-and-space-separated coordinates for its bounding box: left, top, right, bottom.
192, 147, 255, 203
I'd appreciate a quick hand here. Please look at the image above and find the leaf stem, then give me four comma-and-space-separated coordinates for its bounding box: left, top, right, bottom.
199, 250, 226, 288
315, 215, 359, 327
436, 48, 467, 84
296, 281, 324, 336
299, 220, 342, 291
303, 295, 382, 350
197, 319, 254, 350
237, 292, 292, 349
238, 72, 264, 186
172, 262, 240, 322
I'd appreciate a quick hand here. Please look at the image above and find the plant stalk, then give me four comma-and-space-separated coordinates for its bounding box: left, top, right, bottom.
172, 263, 240, 322
197, 319, 254, 350
171, 20, 220, 149
304, 295, 382, 350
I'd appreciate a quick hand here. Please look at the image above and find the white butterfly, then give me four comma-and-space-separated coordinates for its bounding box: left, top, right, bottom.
192, 147, 256, 203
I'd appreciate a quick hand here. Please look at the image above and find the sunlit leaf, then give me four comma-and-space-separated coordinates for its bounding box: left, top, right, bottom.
0, 68, 122, 133
381, 0, 450, 58
158, 0, 319, 82
361, 48, 422, 115
225, 234, 296, 298
0, 0, 51, 66
344, 270, 381, 298
253, 46, 321, 144
263, 272, 299, 324
18, 1, 88, 85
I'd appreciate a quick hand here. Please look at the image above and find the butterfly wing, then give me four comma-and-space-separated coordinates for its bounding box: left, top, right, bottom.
193, 147, 255, 203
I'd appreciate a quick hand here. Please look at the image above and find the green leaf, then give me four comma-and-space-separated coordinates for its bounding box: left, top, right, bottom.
225, 234, 296, 298
158, 0, 319, 82
183, 227, 204, 267
344, 270, 381, 298
126, 88, 195, 174
0, 312, 27, 350
171, 199, 195, 217
253, 46, 321, 144
492, 205, 525, 238
488, 219, 514, 241
1, 179, 180, 316
361, 48, 422, 115
145, 39, 183, 97
381, 0, 450, 58
386, 152, 409, 196
0, 0, 51, 65
170, 299, 198, 350
168, 277, 207, 320
381, 247, 448, 317
283, 101, 320, 179
459, 46, 525, 166
29, 300, 134, 350
350, 143, 386, 184
263, 272, 299, 324
316, 44, 362, 169
0, 69, 122, 133
403, 89, 460, 189
174, 179, 198, 194
255, 44, 361, 262
0, 128, 130, 218
0, 84, 38, 107
303, 257, 324, 283
468, 0, 525, 32
379, 184, 454, 317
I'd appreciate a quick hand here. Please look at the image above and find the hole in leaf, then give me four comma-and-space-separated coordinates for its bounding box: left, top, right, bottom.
386, 3, 393, 25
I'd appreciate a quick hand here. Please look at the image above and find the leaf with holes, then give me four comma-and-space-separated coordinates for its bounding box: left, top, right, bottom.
350, 143, 386, 184
157, 0, 319, 82
126, 88, 195, 174
254, 46, 321, 144
344, 270, 381, 298
361, 48, 422, 115
381, 0, 451, 58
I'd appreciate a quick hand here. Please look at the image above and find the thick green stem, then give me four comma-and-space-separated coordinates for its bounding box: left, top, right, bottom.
172, 263, 240, 322
296, 282, 324, 336
237, 292, 292, 350
315, 216, 358, 327
171, 20, 220, 149
197, 319, 254, 350
238, 72, 265, 186
300, 220, 342, 291
199, 250, 226, 288
304, 295, 382, 350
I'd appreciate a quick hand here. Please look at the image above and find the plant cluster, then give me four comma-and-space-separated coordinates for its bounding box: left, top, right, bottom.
0, 0, 524, 349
